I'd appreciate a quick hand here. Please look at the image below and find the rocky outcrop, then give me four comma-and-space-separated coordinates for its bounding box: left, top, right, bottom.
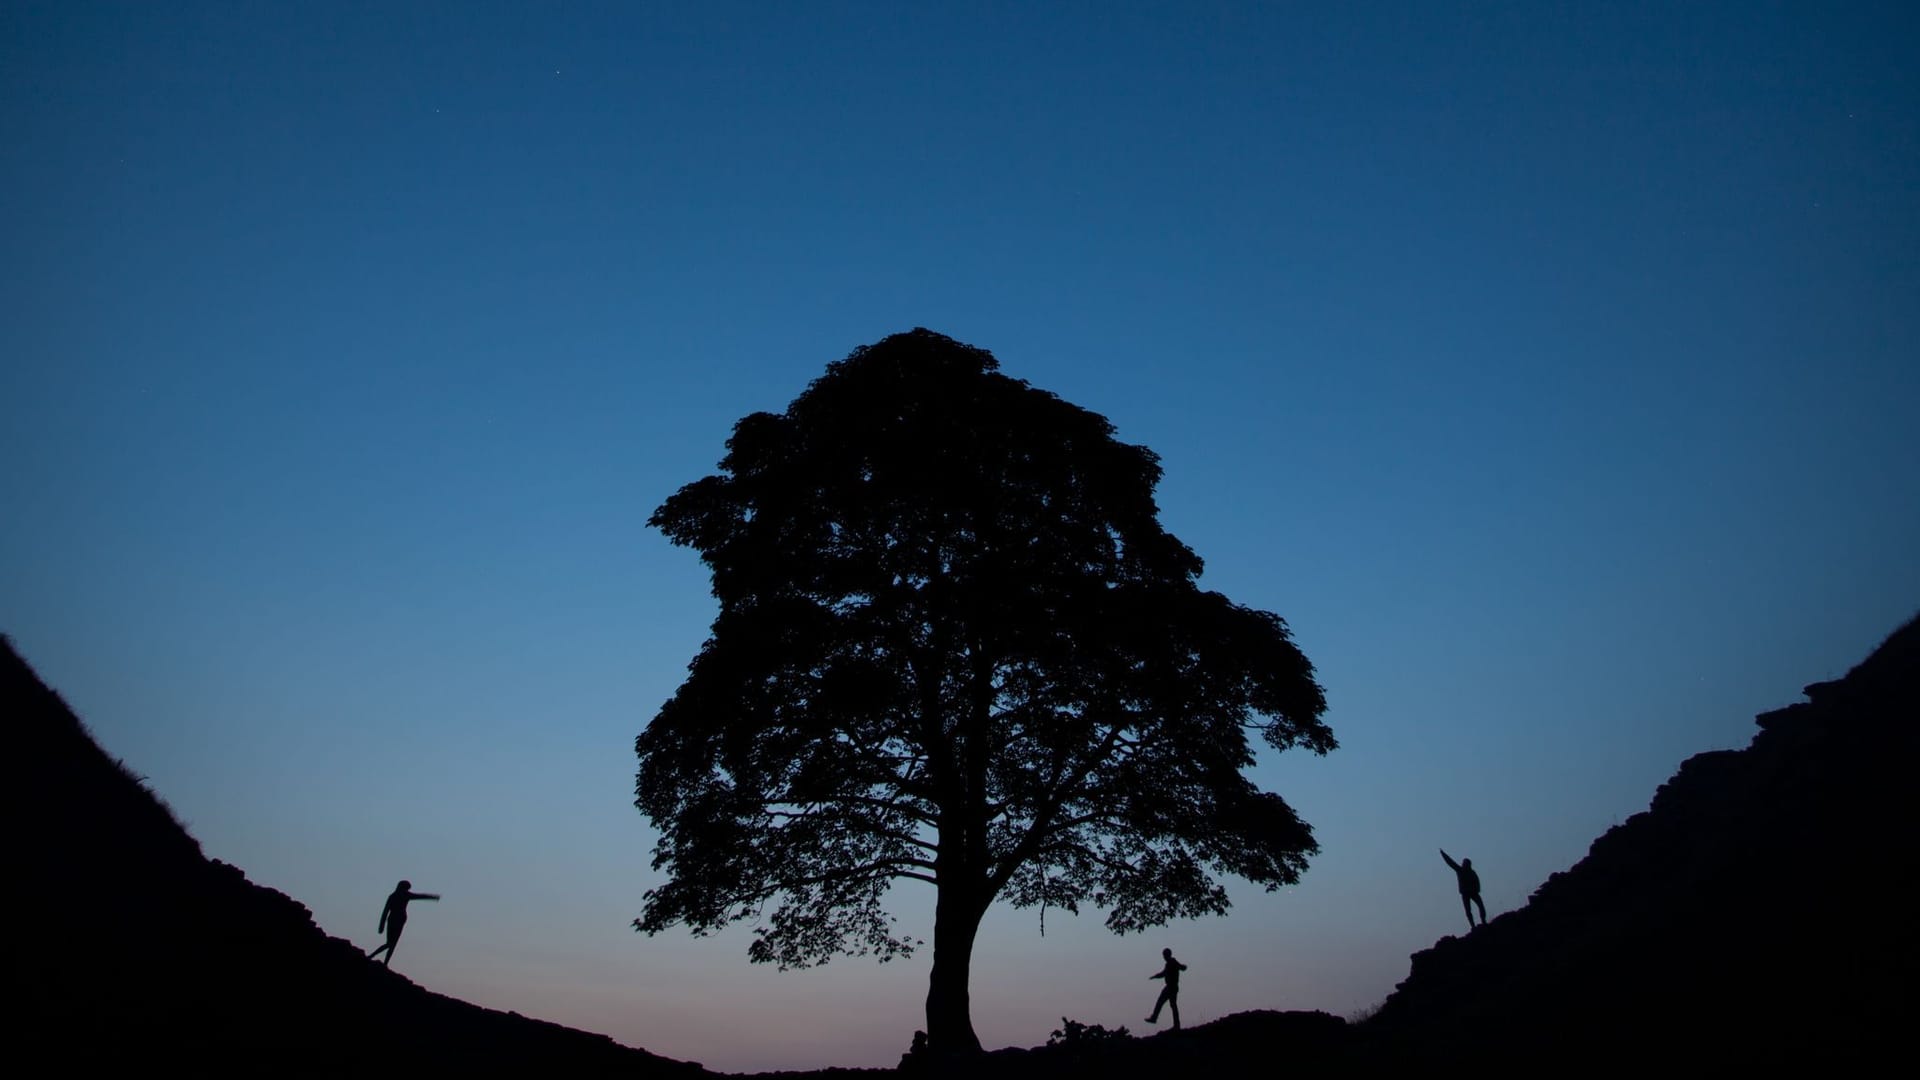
1363, 614, 1919, 1069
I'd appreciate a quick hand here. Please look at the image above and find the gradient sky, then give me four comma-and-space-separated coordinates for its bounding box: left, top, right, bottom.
4, 1, 1917, 1071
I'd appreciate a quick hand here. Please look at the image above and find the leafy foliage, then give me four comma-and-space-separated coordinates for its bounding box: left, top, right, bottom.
635, 329, 1332, 983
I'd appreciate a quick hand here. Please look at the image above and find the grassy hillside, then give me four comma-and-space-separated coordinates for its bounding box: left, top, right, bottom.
5, 635, 706, 1076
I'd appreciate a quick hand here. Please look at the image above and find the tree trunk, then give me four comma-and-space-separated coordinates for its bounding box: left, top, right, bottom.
925, 885, 986, 1054
926, 647, 995, 1056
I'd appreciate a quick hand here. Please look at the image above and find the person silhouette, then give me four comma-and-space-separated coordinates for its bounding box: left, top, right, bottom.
1144, 948, 1187, 1029
1439, 849, 1486, 930
367, 879, 440, 966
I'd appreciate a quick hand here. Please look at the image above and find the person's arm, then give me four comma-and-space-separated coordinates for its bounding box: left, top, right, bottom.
1178, 961, 1188, 971
410, 892, 441, 902
378, 897, 390, 934
1150, 971, 1163, 980
1440, 848, 1459, 871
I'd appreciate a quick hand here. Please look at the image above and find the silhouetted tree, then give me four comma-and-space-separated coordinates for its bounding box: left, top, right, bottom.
635, 329, 1333, 1054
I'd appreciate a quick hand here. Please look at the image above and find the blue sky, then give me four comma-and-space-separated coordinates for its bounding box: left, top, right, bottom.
4, 1, 1916, 1071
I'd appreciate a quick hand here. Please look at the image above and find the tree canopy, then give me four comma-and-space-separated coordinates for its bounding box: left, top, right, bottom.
636, 329, 1332, 1052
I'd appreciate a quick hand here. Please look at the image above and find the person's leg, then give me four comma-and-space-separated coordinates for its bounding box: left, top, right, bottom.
1473, 895, 1487, 926
1147, 985, 1172, 1022
1168, 990, 1180, 1030
368, 942, 391, 962
1460, 894, 1475, 929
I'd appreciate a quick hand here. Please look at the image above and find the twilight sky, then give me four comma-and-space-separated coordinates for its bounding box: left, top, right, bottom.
3, 2, 1916, 1072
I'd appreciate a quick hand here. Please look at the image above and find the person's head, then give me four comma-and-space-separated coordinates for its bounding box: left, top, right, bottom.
1461, 859, 1471, 869
397, 879, 411, 891
1162, 948, 1173, 959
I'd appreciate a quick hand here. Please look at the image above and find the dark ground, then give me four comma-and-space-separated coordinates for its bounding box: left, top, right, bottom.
8, 612, 1913, 1075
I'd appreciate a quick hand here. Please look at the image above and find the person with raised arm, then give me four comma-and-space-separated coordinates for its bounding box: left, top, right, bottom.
1440, 849, 1486, 930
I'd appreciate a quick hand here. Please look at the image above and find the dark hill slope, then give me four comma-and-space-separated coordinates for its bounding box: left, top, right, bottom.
5, 635, 706, 1076
1362, 614, 1919, 1069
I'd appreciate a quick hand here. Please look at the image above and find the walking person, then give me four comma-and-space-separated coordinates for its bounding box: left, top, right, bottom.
1144, 948, 1188, 1029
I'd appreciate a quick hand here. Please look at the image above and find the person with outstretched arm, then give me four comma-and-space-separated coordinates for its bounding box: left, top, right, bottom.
1440, 849, 1487, 930
367, 879, 440, 966
1145, 948, 1188, 1029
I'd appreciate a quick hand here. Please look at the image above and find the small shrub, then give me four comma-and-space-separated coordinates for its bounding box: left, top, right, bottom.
1048, 1017, 1131, 1047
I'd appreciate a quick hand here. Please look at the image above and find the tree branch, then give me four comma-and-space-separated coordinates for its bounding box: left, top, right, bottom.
762, 809, 939, 854
761, 791, 939, 829
719, 858, 943, 906
988, 719, 1133, 891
